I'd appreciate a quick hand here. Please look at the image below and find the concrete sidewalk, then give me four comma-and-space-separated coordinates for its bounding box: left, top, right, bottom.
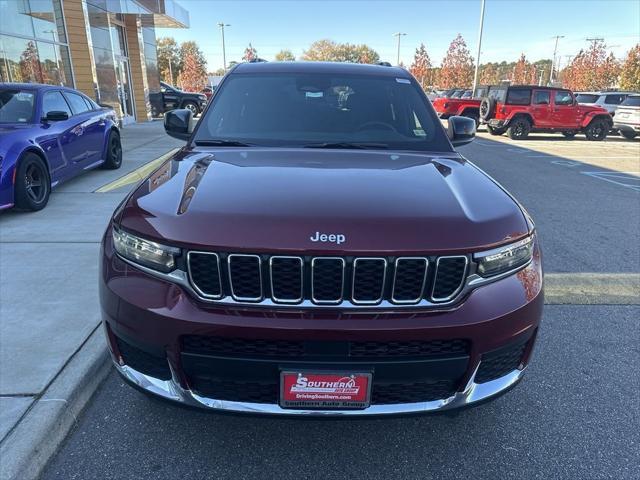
0, 121, 182, 478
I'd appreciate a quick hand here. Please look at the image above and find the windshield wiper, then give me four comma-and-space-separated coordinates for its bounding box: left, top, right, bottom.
194, 139, 254, 147
304, 142, 388, 150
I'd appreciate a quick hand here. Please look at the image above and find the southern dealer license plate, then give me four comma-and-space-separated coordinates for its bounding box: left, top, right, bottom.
280, 371, 372, 409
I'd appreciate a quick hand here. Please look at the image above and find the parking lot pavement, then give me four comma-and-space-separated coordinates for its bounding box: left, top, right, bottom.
0, 121, 182, 470
463, 132, 640, 273
40, 305, 640, 480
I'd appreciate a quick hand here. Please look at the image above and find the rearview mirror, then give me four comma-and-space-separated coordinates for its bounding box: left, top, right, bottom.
43, 110, 69, 122
447, 116, 476, 147
164, 109, 193, 141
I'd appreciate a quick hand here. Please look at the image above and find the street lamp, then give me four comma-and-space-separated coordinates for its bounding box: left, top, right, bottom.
550, 35, 565, 85
218, 23, 230, 73
393, 32, 407, 66
472, 0, 486, 94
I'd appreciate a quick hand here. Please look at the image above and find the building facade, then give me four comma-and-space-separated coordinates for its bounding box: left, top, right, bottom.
0, 0, 188, 124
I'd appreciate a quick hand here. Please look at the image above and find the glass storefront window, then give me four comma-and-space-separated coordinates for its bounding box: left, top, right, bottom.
0, 34, 72, 86
0, 35, 41, 83
0, 0, 36, 38
29, 0, 67, 43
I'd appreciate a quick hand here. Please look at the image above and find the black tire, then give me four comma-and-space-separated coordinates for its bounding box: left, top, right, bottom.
479, 97, 495, 121
487, 125, 506, 136
584, 119, 608, 141
562, 131, 577, 138
14, 153, 51, 211
620, 130, 637, 140
101, 130, 122, 169
507, 117, 531, 140
182, 101, 199, 116
462, 111, 480, 127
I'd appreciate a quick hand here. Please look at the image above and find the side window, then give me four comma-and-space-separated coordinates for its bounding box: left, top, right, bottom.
81, 95, 97, 111
604, 94, 625, 105
42, 91, 72, 117
506, 88, 531, 105
554, 91, 573, 106
63, 92, 90, 115
533, 91, 550, 105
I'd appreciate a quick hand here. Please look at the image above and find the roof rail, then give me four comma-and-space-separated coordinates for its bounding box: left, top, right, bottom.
248, 58, 267, 63
377, 61, 392, 67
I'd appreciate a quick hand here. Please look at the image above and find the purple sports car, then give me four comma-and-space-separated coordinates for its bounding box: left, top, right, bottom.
0, 83, 121, 211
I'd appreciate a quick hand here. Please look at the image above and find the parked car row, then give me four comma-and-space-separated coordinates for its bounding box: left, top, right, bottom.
432, 84, 639, 141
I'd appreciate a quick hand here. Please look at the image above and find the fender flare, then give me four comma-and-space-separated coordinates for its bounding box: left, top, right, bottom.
505, 112, 534, 127
582, 113, 612, 129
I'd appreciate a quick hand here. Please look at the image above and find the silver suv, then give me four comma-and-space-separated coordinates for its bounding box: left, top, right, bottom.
613, 94, 640, 140
575, 91, 636, 115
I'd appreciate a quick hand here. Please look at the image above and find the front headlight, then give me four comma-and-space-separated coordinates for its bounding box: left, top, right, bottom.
474, 235, 534, 277
112, 226, 180, 273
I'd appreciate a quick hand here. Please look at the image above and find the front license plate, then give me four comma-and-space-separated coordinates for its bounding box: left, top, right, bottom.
280, 371, 372, 409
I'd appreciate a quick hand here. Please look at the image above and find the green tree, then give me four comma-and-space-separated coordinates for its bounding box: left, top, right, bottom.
619, 44, 639, 91
157, 37, 180, 84
275, 49, 295, 61
302, 39, 379, 64
438, 34, 474, 88
409, 43, 432, 89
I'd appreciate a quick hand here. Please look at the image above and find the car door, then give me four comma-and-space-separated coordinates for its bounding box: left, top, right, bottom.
38, 90, 74, 177
551, 90, 579, 128
62, 91, 105, 166
161, 83, 180, 111
531, 90, 552, 127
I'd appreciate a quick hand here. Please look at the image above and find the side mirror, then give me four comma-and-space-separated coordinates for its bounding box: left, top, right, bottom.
43, 110, 69, 122
164, 109, 193, 141
447, 115, 476, 147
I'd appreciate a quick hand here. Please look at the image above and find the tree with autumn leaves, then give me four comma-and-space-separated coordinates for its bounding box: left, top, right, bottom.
560, 39, 620, 91
511, 54, 538, 84
619, 44, 640, 91
409, 43, 432, 90
438, 34, 474, 88
302, 39, 379, 64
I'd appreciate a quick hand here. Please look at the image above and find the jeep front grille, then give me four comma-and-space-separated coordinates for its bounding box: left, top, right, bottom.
187, 251, 469, 308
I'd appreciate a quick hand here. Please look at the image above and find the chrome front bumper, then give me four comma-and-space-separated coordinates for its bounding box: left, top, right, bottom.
114, 360, 526, 416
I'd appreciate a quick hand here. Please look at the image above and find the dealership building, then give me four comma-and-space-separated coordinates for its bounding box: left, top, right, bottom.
0, 0, 188, 124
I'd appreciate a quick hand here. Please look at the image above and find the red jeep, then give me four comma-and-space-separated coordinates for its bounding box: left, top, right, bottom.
479, 85, 612, 140
432, 86, 488, 126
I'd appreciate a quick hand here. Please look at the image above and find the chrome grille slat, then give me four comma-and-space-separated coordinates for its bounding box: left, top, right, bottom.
311, 257, 345, 304
269, 256, 303, 304
352, 258, 387, 305
391, 257, 428, 304
431, 256, 468, 302
227, 254, 263, 302
187, 252, 470, 308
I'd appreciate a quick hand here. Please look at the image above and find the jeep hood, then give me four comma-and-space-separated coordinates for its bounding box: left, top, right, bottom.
118, 148, 529, 254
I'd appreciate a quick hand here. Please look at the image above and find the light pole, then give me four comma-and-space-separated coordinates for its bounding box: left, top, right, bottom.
472, 0, 486, 94
550, 35, 564, 85
218, 22, 230, 73
393, 32, 407, 66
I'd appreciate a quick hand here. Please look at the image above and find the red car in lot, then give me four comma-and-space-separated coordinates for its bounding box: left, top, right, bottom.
480, 85, 613, 140
100, 62, 543, 416
432, 86, 488, 126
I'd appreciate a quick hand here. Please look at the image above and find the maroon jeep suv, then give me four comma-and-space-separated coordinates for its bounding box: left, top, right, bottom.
100, 62, 543, 416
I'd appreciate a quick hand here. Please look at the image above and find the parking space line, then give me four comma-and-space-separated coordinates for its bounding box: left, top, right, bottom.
95, 148, 179, 193
581, 171, 640, 192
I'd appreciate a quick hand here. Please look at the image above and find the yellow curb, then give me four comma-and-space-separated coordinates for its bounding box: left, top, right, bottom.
95, 148, 179, 193
544, 273, 640, 305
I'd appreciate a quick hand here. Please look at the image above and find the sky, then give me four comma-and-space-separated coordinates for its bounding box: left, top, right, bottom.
157, 0, 640, 72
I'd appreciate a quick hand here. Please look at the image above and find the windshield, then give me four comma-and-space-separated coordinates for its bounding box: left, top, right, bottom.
621, 96, 640, 107
0, 89, 35, 123
194, 72, 452, 152
576, 94, 600, 103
